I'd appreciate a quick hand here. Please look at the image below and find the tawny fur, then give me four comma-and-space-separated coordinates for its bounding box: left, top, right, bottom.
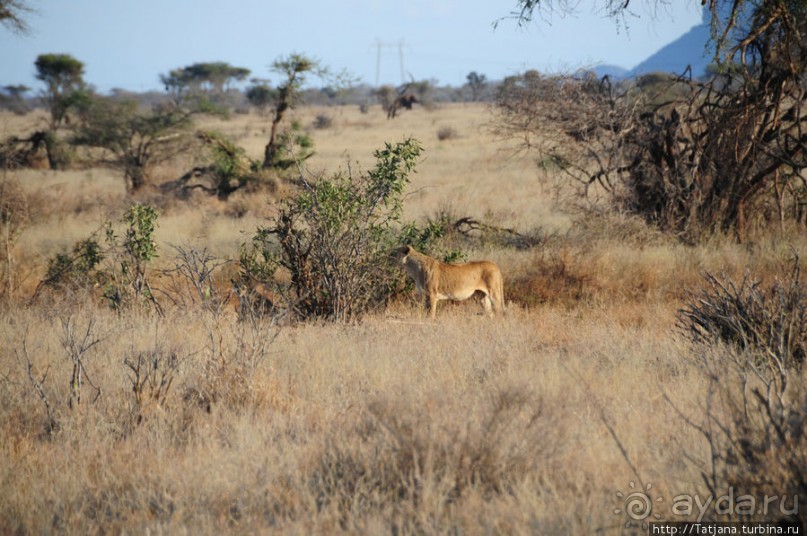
395, 245, 505, 319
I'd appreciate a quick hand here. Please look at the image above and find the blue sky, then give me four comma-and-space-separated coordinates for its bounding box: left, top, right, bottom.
1, 0, 704, 94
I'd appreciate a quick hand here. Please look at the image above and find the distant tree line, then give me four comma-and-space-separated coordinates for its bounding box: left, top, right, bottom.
1, 49, 496, 200
1, 71, 495, 116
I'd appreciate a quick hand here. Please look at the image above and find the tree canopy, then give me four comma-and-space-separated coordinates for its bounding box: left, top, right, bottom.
35, 54, 85, 91
73, 98, 193, 192
160, 62, 251, 96
35, 53, 86, 129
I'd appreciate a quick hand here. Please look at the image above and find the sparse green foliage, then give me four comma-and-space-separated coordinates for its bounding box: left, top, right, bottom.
266, 120, 314, 171
39, 205, 162, 312
398, 221, 446, 254
179, 130, 279, 200
120, 204, 159, 266
200, 130, 258, 197
102, 204, 161, 311
241, 138, 424, 321
239, 227, 277, 286
398, 219, 466, 264
41, 238, 104, 293
262, 53, 326, 169
72, 97, 193, 192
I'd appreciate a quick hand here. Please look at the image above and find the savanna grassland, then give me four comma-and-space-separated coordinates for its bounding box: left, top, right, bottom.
1, 103, 805, 534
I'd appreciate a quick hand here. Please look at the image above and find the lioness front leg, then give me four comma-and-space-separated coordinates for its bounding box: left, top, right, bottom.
426, 293, 438, 319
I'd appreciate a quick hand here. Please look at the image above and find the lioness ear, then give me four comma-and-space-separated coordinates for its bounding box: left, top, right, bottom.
405, 245, 415, 254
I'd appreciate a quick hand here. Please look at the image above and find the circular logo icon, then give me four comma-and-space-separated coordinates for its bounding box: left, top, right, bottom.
614, 481, 664, 528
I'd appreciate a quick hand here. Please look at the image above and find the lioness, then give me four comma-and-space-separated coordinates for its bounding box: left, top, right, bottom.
395, 245, 505, 319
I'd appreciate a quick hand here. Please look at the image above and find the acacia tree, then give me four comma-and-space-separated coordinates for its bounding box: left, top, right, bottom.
160, 61, 250, 109
188, 62, 250, 94
35, 53, 86, 130
261, 53, 325, 169
1, 84, 29, 114
245, 80, 274, 116
465, 71, 488, 101
73, 98, 193, 192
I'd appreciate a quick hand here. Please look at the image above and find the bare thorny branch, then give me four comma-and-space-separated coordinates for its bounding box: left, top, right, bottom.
58, 313, 105, 407
492, 8, 807, 241
15, 326, 58, 435
157, 244, 231, 316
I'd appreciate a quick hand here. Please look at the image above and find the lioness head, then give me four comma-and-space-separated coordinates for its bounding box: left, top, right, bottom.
392, 245, 415, 265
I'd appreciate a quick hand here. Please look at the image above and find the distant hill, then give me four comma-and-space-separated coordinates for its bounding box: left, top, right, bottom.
623, 4, 753, 79
599, 5, 743, 80
627, 22, 712, 78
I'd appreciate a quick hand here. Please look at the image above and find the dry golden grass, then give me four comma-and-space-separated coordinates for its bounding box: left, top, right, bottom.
0, 303, 709, 534
1, 104, 805, 533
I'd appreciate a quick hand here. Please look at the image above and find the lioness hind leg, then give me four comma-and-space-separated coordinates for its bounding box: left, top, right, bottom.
491, 289, 503, 314
492, 275, 505, 314
481, 293, 493, 316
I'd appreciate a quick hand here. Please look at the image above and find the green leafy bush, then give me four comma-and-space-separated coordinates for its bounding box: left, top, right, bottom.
266, 120, 314, 170
240, 138, 425, 321
37, 204, 161, 313
42, 238, 104, 292
103, 204, 161, 311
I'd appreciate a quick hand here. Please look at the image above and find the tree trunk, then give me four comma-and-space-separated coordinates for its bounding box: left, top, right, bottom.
126, 164, 148, 193
262, 100, 288, 168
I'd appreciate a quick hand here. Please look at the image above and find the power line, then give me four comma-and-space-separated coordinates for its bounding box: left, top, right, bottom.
373, 39, 406, 87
